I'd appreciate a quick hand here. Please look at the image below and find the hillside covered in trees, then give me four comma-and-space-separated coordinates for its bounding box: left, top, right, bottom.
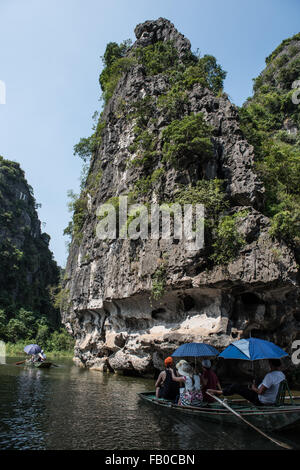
0, 156, 73, 352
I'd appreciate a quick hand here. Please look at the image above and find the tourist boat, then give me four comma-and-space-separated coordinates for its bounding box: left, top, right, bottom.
139, 392, 300, 431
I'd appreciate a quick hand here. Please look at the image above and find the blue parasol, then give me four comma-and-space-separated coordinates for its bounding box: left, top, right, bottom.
24, 344, 42, 355
218, 338, 289, 361
172, 343, 219, 357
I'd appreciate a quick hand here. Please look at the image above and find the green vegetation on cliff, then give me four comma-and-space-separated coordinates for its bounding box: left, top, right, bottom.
162, 113, 213, 166
239, 33, 300, 250
99, 40, 133, 104
68, 36, 249, 269
0, 156, 73, 353
210, 211, 248, 265
99, 39, 226, 104
73, 119, 106, 162
0, 157, 59, 316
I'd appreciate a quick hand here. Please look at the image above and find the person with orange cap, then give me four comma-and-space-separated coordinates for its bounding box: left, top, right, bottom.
155, 356, 180, 401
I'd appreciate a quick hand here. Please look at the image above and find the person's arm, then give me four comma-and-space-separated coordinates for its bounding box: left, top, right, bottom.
170, 369, 186, 383
251, 383, 267, 395
206, 388, 223, 395
155, 371, 165, 388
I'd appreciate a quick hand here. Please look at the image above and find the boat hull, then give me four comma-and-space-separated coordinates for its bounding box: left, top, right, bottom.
139, 392, 300, 431
33, 362, 52, 368
25, 361, 53, 369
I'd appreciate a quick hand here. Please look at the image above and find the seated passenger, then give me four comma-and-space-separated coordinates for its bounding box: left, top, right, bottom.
155, 356, 179, 401
171, 360, 203, 407
208, 359, 285, 406
201, 359, 222, 403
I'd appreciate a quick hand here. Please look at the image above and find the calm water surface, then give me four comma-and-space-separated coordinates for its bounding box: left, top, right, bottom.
0, 358, 299, 450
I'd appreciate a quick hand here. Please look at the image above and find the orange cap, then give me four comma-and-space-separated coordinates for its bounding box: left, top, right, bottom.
164, 356, 173, 367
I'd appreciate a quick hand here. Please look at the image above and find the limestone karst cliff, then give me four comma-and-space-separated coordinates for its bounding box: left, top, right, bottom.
0, 156, 60, 339
62, 18, 299, 375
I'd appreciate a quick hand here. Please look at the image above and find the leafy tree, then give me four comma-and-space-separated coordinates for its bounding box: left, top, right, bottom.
102, 41, 132, 68
99, 40, 133, 103
64, 190, 88, 244
210, 212, 247, 265
73, 120, 106, 162
133, 40, 180, 76
174, 179, 228, 219
182, 55, 227, 94
36, 323, 51, 345
47, 328, 75, 351
151, 264, 167, 300
162, 113, 213, 166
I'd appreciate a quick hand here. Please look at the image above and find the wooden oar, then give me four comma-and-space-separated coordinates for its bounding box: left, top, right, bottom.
206, 391, 292, 450
15, 360, 27, 365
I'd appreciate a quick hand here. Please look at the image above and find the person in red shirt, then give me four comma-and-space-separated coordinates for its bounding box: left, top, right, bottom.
201, 359, 222, 402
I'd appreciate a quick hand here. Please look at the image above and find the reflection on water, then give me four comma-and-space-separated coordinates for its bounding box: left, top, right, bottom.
0, 358, 299, 450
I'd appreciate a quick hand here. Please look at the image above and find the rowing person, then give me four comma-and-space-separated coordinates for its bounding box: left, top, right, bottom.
38, 350, 47, 362
31, 350, 46, 363
207, 359, 286, 406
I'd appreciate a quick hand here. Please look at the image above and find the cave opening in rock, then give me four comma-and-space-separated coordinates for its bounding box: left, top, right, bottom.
124, 317, 150, 330
231, 291, 263, 327
241, 292, 261, 305
151, 308, 166, 321
182, 295, 195, 311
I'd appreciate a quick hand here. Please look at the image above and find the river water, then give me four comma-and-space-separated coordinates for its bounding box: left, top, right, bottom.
0, 358, 299, 450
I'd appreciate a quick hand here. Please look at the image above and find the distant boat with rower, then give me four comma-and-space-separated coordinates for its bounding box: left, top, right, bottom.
15, 344, 57, 369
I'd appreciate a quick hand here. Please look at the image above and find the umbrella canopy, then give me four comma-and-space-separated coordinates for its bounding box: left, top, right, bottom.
218, 338, 289, 361
172, 343, 219, 357
24, 344, 42, 355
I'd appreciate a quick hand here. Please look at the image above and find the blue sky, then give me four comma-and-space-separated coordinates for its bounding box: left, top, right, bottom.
0, 0, 299, 267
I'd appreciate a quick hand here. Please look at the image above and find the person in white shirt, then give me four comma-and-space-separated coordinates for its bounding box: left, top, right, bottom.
252, 359, 285, 405
208, 359, 286, 406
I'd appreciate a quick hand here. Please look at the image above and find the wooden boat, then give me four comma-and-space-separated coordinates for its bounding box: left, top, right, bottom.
33, 361, 53, 369
23, 361, 53, 369
139, 392, 300, 431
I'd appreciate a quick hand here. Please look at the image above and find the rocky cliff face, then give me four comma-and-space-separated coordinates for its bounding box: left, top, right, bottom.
62, 19, 299, 375
0, 156, 59, 325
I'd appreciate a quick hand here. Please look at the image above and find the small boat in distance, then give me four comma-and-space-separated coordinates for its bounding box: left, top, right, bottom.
139, 392, 300, 431
15, 360, 55, 368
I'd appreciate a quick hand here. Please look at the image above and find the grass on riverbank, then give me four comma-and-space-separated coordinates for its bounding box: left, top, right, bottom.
4, 339, 74, 358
